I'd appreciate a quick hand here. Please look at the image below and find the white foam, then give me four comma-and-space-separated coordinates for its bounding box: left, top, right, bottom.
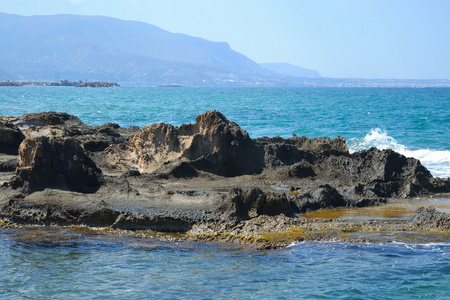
348, 129, 450, 178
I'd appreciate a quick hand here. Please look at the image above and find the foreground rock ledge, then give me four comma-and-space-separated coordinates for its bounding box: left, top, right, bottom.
1, 111, 449, 246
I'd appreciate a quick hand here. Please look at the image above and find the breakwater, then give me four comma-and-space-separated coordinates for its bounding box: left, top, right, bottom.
0, 80, 119, 87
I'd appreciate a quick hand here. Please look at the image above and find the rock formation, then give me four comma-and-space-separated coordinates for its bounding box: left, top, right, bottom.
104, 111, 259, 176
0, 120, 25, 154
414, 206, 450, 230
10, 136, 102, 193
0, 111, 139, 153
102, 110, 446, 198
0, 111, 449, 238
221, 188, 294, 220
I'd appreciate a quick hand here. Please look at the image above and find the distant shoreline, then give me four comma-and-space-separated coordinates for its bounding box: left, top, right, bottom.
0, 80, 119, 87
3, 79, 450, 88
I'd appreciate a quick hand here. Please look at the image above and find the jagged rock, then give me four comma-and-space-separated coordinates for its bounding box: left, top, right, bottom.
221, 188, 294, 220
17, 111, 86, 128
0, 121, 25, 154
0, 112, 139, 154
414, 206, 450, 230
104, 111, 349, 177
2, 111, 448, 199
351, 148, 434, 197
105, 110, 260, 176
256, 135, 345, 169
10, 136, 102, 193
1, 111, 449, 239
14, 111, 88, 139
256, 134, 348, 154
287, 161, 316, 178
293, 184, 349, 213
100, 111, 448, 197
77, 122, 131, 152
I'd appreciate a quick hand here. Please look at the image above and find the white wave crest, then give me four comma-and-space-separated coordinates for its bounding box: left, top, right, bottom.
348, 129, 450, 178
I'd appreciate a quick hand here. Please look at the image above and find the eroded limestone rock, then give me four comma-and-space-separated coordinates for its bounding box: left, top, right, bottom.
10, 136, 102, 193
105, 110, 260, 176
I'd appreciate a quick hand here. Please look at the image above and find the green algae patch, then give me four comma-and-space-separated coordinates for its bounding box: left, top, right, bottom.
190, 231, 258, 244
0, 219, 13, 228
257, 227, 309, 244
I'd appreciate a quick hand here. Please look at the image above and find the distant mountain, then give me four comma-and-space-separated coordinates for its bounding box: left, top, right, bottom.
3, 13, 445, 87
260, 63, 321, 78
0, 13, 281, 86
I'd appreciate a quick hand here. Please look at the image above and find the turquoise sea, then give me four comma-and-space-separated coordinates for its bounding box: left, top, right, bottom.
1, 86, 449, 177
1, 86, 449, 299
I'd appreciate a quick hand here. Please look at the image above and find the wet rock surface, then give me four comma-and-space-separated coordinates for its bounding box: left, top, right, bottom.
0, 111, 449, 244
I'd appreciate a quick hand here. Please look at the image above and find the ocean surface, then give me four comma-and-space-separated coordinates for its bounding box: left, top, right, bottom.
1, 86, 449, 177
1, 86, 449, 299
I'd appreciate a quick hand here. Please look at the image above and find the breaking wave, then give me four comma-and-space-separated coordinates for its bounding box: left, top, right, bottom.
347, 128, 450, 178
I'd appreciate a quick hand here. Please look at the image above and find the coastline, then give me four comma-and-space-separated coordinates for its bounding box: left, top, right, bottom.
1, 200, 449, 249
0, 80, 119, 87
1, 111, 449, 248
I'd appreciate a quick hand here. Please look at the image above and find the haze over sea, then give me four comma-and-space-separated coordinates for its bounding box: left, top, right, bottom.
1, 86, 449, 299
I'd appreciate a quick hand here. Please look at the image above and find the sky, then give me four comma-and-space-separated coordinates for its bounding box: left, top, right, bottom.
1, 0, 449, 79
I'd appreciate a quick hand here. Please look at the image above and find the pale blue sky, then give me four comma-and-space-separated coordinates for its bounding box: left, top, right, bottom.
1, 0, 449, 79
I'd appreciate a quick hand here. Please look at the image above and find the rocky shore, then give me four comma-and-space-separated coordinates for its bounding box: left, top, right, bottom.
1, 111, 449, 248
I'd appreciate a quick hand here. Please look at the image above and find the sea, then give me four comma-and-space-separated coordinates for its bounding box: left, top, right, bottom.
0, 86, 449, 299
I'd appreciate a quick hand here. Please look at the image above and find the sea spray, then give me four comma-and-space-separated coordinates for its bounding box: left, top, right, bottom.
348, 128, 450, 178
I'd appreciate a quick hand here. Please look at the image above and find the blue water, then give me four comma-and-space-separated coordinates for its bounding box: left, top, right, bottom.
0, 228, 449, 299
1, 86, 449, 177
1, 86, 449, 298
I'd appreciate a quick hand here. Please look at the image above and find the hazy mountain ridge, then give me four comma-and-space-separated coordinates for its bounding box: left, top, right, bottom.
0, 13, 273, 85
1, 13, 449, 87
260, 63, 321, 78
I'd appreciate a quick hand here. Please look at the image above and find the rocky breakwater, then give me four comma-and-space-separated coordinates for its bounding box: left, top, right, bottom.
1, 111, 449, 246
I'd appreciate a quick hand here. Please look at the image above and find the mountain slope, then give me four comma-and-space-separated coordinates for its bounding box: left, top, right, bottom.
260, 63, 321, 78
0, 13, 271, 85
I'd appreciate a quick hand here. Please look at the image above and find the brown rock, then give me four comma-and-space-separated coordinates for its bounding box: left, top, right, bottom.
0, 121, 25, 154
414, 206, 450, 230
10, 136, 102, 193
293, 184, 349, 213
106, 110, 261, 176
221, 188, 294, 220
